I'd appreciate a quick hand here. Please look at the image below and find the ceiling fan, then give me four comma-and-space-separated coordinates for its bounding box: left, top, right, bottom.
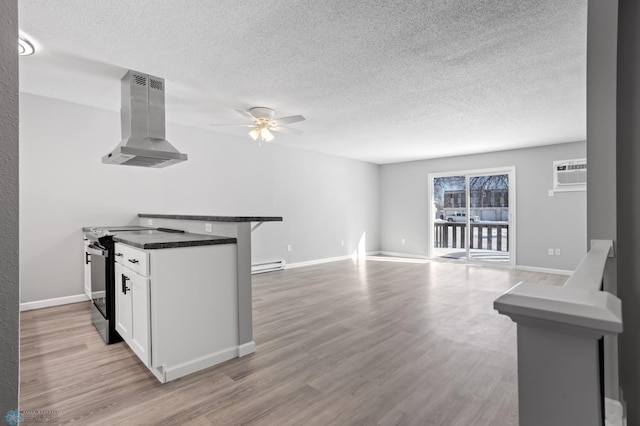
212, 107, 305, 143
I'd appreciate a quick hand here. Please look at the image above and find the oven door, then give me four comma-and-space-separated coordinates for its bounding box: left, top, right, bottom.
87, 243, 108, 318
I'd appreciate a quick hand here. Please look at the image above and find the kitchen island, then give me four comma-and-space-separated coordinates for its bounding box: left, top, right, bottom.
137, 214, 283, 357
112, 229, 239, 383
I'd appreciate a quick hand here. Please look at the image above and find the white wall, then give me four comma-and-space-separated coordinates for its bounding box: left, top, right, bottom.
380, 141, 587, 271
19, 93, 380, 303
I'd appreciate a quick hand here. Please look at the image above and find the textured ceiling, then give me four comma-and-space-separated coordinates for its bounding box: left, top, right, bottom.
17, 0, 587, 164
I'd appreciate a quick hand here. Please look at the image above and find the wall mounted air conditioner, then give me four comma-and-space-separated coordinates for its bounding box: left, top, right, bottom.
553, 158, 587, 192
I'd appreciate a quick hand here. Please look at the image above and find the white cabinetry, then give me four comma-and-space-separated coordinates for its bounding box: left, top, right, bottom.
114, 263, 131, 339
114, 242, 238, 383
114, 259, 150, 367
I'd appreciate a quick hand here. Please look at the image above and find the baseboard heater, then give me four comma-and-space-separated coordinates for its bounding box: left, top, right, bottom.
251, 260, 285, 274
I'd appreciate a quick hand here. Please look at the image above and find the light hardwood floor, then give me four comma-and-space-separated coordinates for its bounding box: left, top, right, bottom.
20, 257, 567, 425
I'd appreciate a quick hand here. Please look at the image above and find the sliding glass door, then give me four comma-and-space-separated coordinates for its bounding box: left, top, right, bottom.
430, 168, 514, 267
432, 175, 467, 261
467, 173, 510, 263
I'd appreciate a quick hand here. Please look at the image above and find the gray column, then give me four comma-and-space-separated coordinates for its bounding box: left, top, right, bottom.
586, 0, 619, 401
236, 222, 253, 348
616, 0, 640, 422
0, 0, 20, 416
517, 325, 602, 426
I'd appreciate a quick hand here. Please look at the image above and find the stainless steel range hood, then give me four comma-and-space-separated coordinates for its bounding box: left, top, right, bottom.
102, 70, 187, 168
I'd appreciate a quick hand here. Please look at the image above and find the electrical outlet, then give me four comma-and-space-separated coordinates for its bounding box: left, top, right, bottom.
287, 244, 292, 252
205, 223, 212, 232
341, 240, 344, 247
148, 219, 153, 226
548, 248, 554, 256
548, 190, 554, 197
555, 248, 561, 256
401, 238, 406, 245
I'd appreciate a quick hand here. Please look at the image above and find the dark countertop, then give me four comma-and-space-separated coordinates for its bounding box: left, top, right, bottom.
138, 214, 283, 222
113, 230, 237, 250
82, 225, 154, 233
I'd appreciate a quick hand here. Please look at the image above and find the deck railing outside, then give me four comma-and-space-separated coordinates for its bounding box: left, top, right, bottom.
433, 221, 508, 251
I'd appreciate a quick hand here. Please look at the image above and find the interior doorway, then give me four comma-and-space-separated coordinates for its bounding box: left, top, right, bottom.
428, 167, 515, 268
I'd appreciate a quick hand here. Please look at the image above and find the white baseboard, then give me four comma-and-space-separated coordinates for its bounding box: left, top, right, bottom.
157, 346, 239, 383
515, 265, 573, 276
20, 293, 89, 311
238, 341, 256, 357
605, 397, 625, 426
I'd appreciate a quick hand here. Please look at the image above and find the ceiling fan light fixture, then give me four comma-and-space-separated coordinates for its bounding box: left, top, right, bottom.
249, 128, 260, 140
260, 127, 274, 142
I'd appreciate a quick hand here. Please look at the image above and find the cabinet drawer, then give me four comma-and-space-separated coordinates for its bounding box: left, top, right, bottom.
114, 243, 149, 277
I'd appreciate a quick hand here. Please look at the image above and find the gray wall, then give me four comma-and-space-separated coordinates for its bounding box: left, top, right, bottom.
380, 141, 587, 271
0, 0, 20, 415
19, 93, 380, 303
616, 0, 640, 421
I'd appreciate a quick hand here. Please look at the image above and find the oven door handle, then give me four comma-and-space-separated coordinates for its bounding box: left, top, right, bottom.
87, 244, 107, 257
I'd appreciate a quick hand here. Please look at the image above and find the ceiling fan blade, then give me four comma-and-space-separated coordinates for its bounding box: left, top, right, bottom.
211, 123, 255, 128
273, 115, 305, 125
235, 109, 254, 120
271, 125, 304, 135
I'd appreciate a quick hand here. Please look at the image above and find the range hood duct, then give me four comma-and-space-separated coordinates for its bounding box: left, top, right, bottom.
102, 70, 187, 168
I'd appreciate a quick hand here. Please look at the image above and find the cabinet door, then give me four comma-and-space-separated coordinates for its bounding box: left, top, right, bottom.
129, 271, 150, 366
114, 263, 132, 342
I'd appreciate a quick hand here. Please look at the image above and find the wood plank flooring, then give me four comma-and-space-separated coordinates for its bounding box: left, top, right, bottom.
20, 257, 567, 425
